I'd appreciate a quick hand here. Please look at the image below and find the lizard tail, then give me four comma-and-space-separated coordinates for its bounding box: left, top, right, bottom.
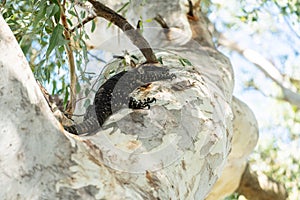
64, 117, 100, 135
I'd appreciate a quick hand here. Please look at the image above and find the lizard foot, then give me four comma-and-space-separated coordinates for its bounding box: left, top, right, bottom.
129, 97, 156, 109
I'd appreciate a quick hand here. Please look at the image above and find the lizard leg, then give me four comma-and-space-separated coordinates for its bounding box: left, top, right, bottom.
129, 97, 156, 109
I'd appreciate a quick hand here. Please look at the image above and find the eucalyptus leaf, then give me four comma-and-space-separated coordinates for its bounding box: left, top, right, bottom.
91, 20, 96, 33
46, 24, 68, 58
33, 0, 47, 27
46, 4, 59, 18
179, 58, 192, 66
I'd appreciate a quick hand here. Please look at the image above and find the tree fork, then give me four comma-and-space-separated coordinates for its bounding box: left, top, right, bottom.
87, 0, 158, 63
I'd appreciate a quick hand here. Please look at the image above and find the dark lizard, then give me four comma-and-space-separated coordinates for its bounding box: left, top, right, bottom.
64, 64, 175, 135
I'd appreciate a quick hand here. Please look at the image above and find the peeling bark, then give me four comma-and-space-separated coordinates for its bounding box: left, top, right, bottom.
206, 97, 259, 200
0, 0, 263, 199
0, 14, 74, 199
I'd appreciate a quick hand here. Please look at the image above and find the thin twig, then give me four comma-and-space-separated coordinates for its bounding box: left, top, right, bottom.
87, 0, 157, 63
87, 51, 106, 63
59, 2, 77, 116
70, 14, 97, 33
186, 0, 215, 48
187, 0, 194, 17
212, 23, 300, 107
153, 14, 172, 40
154, 15, 170, 30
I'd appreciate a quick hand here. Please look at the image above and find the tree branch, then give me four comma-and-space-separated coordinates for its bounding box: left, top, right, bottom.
215, 30, 300, 108
59, 1, 77, 116
236, 164, 288, 200
87, 0, 157, 63
70, 14, 97, 33
186, 0, 215, 48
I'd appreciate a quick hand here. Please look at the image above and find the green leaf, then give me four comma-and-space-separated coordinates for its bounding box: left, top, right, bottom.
67, 19, 73, 27
54, 6, 61, 23
116, 2, 130, 13
63, 87, 69, 108
179, 58, 192, 66
52, 80, 57, 95
46, 24, 68, 58
137, 20, 143, 30
45, 25, 53, 34
158, 56, 163, 64
145, 18, 153, 23
80, 40, 88, 63
107, 21, 113, 28
80, 10, 86, 19
91, 20, 96, 33
19, 36, 31, 55
33, 0, 47, 27
49, 0, 59, 4
45, 67, 51, 83
107, 2, 130, 28
46, 4, 59, 18
68, 10, 77, 16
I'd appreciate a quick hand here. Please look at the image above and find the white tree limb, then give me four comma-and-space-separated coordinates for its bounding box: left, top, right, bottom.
218, 33, 300, 108
0, 14, 73, 199
0, 0, 261, 199
206, 97, 259, 200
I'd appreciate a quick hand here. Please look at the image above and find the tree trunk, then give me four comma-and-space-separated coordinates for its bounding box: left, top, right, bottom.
206, 97, 259, 200
0, 0, 261, 199
0, 14, 74, 199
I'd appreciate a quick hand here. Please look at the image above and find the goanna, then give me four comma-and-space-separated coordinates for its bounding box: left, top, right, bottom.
64, 64, 175, 135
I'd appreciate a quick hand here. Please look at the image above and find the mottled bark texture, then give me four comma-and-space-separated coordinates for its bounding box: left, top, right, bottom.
0, 0, 262, 199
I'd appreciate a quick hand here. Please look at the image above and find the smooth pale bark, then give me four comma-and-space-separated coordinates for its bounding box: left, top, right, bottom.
69, 0, 236, 199
0, 0, 260, 199
218, 32, 300, 108
72, 0, 261, 199
206, 97, 259, 200
0, 14, 74, 199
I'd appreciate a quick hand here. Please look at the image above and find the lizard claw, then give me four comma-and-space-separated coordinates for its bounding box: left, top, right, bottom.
129, 97, 156, 109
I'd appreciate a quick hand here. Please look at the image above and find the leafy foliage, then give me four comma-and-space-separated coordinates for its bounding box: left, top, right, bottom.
1, 0, 92, 107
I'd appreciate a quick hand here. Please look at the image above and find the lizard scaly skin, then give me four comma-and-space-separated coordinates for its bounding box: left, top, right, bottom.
64, 64, 175, 135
